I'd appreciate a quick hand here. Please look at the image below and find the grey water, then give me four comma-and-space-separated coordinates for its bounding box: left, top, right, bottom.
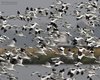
0, 65, 100, 80
0, 0, 100, 47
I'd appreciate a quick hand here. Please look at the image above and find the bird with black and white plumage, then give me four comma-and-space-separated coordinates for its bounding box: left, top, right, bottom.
6, 73, 18, 80
67, 68, 77, 78
66, 48, 75, 59
53, 59, 64, 67
7, 38, 17, 47
57, 47, 67, 56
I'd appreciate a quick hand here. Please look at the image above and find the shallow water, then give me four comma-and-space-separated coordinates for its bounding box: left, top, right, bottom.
0, 0, 100, 47
0, 65, 100, 80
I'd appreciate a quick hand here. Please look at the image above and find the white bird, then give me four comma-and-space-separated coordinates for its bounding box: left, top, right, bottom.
0, 67, 7, 75
85, 51, 96, 59
66, 77, 76, 80
56, 0, 63, 5
5, 51, 14, 57
73, 10, 81, 16
0, 56, 5, 61
76, 2, 85, 8
59, 69, 65, 79
51, 57, 60, 61
19, 52, 30, 60
3, 63, 15, 71
77, 47, 87, 53
50, 18, 58, 23
7, 74, 18, 80
54, 60, 64, 66
74, 62, 83, 67
58, 47, 66, 56
16, 32, 25, 37
67, 68, 77, 77
35, 47, 47, 56
67, 49, 74, 59
16, 56, 24, 66
30, 22, 39, 29
8, 38, 16, 47
42, 62, 52, 68
87, 69, 99, 80
77, 53, 85, 60
31, 71, 40, 76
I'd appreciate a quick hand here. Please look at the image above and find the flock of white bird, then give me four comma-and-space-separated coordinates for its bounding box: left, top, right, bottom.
0, 0, 100, 80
